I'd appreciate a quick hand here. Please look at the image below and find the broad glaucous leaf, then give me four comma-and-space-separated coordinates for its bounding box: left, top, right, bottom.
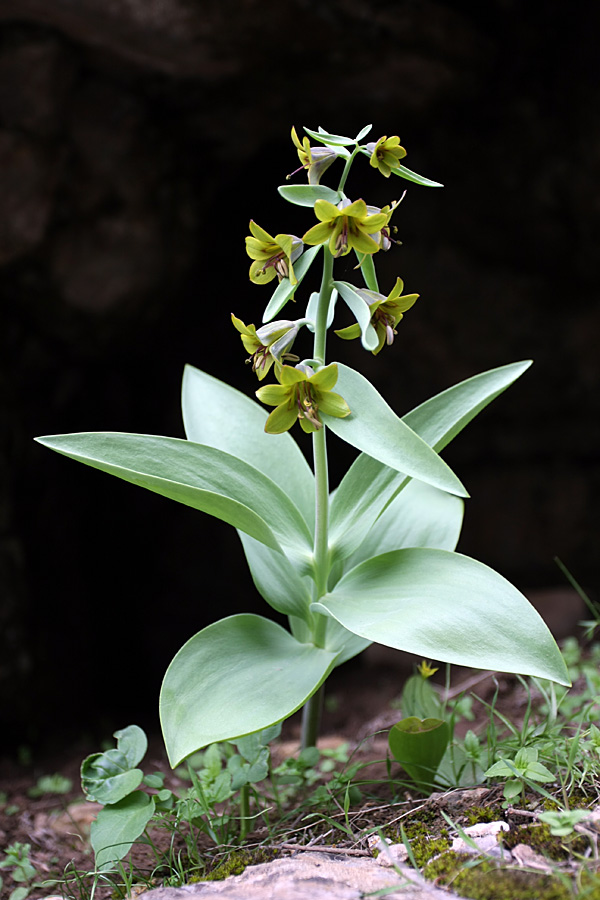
237, 532, 313, 621
35, 433, 313, 562
263, 245, 322, 321
313, 549, 570, 686
160, 614, 338, 767
330, 361, 532, 562
321, 364, 468, 498
91, 791, 156, 871
182, 365, 314, 527
342, 479, 463, 573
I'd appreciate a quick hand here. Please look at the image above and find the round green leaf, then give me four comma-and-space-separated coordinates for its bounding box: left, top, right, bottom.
91, 791, 155, 872
389, 717, 450, 792
160, 615, 338, 767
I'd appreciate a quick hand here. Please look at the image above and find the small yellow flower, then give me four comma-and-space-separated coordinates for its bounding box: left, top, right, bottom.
290, 126, 339, 185
256, 363, 350, 434
245, 221, 303, 286
231, 315, 299, 380
335, 277, 418, 354
417, 660, 439, 679
368, 135, 407, 177
302, 198, 387, 258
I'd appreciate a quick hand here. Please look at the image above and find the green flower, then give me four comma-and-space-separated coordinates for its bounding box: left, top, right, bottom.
367, 135, 407, 177
290, 126, 339, 185
245, 221, 303, 286
255, 363, 350, 434
302, 198, 388, 258
231, 315, 299, 380
335, 277, 418, 354
362, 198, 402, 251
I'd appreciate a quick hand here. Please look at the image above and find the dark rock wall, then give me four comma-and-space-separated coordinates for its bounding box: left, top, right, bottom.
1, 1, 598, 749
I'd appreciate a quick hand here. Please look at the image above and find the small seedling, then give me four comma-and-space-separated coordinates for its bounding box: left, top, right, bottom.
27, 773, 73, 797
484, 746, 555, 806
0, 843, 38, 900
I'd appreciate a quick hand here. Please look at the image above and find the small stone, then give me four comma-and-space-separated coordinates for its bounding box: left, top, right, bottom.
375, 843, 409, 867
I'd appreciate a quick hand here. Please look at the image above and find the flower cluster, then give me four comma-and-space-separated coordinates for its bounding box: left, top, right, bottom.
234, 126, 421, 432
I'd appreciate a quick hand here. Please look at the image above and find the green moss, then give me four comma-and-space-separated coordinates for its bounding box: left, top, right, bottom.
401, 820, 451, 867
501, 822, 588, 861
464, 805, 503, 825
424, 851, 571, 900
578, 867, 600, 899
200, 848, 277, 882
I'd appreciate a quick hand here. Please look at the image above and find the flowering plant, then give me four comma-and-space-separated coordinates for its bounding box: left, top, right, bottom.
36, 125, 569, 767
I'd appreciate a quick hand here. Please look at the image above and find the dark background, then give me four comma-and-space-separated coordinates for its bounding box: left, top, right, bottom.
1, 0, 598, 754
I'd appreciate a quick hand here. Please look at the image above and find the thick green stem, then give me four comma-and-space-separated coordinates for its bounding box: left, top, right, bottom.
300, 250, 335, 750
239, 784, 250, 841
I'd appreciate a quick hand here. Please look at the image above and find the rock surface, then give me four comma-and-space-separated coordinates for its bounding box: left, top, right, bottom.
138, 850, 452, 900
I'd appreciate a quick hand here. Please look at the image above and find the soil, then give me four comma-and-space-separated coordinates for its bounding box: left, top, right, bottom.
0, 661, 590, 900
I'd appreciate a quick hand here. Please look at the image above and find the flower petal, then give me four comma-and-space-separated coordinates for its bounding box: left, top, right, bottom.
302, 221, 334, 246
249, 260, 277, 285
313, 199, 340, 222
279, 365, 307, 386
255, 384, 290, 406
311, 362, 338, 392
231, 314, 253, 336
265, 403, 298, 434
318, 391, 351, 418
350, 230, 381, 255
249, 221, 274, 242
334, 324, 362, 341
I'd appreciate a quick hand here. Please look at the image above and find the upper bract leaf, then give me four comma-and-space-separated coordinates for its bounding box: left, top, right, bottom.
160, 614, 338, 766
329, 361, 532, 563
304, 127, 355, 147
321, 363, 468, 498
403, 360, 533, 452
277, 184, 341, 207
334, 281, 379, 351
263, 245, 322, 322
314, 548, 570, 686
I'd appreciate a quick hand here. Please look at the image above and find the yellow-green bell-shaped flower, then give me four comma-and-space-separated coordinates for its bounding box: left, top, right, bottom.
302, 198, 387, 258
335, 277, 418, 354
231, 315, 299, 380
367, 135, 407, 177
245, 221, 303, 286
255, 362, 350, 434
290, 126, 339, 185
